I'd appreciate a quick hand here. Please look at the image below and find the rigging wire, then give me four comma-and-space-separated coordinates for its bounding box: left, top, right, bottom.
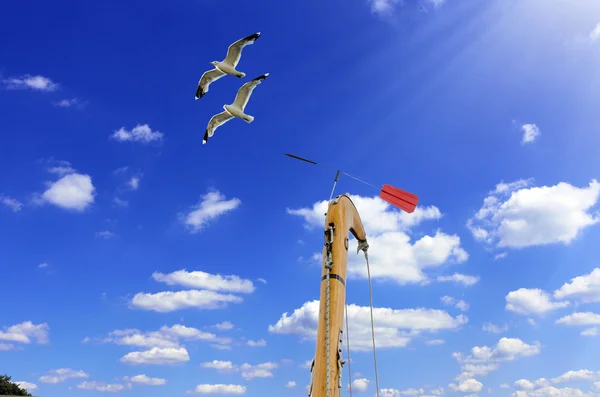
365, 251, 381, 397
345, 301, 353, 397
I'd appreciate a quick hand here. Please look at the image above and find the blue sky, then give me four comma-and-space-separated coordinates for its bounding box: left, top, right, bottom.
2, 0, 600, 396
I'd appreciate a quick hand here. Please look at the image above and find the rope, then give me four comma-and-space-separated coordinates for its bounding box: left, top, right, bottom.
345, 301, 353, 397
365, 251, 380, 397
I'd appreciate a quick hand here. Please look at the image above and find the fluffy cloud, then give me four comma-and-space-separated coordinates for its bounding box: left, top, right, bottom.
247, 338, 266, 347
120, 347, 190, 365
110, 124, 163, 143
505, 288, 570, 315
467, 179, 600, 249
188, 384, 247, 394
369, 0, 400, 15
39, 368, 88, 384
351, 378, 370, 392
152, 270, 255, 293
268, 300, 467, 351
104, 324, 219, 349
436, 273, 480, 286
513, 386, 598, 397
482, 323, 508, 334
2, 74, 58, 91
556, 312, 600, 326
521, 124, 541, 144
123, 374, 167, 386
449, 379, 483, 393
41, 172, 95, 211
0, 321, 49, 349
183, 191, 241, 233
288, 195, 468, 285
441, 296, 469, 312
77, 381, 131, 392
455, 364, 499, 381
201, 361, 278, 380
551, 370, 600, 384
453, 337, 541, 365
581, 328, 598, 336
285, 381, 297, 388
53, 97, 86, 109
0, 194, 23, 212
96, 230, 117, 239
215, 321, 234, 330
130, 289, 244, 312
15, 381, 38, 392
553, 268, 600, 303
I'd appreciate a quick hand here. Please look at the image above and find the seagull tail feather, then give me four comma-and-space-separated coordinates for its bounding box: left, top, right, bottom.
203, 129, 209, 144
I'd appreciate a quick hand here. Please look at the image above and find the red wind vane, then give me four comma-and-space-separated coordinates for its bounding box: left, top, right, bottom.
284, 153, 419, 213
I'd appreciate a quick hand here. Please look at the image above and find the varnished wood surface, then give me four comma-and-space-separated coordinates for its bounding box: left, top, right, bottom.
311, 194, 367, 397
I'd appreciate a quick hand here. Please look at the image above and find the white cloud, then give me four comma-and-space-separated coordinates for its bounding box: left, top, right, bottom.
200, 361, 278, 380
110, 124, 163, 143
369, 0, 400, 15
436, 273, 480, 286
441, 296, 469, 312
453, 337, 541, 364
0, 194, 23, 212
54, 97, 86, 109
47, 161, 76, 176
449, 379, 483, 393
556, 312, 600, 326
77, 381, 131, 392
513, 386, 598, 397
128, 176, 141, 190
288, 195, 467, 285
123, 374, 167, 386
38, 262, 49, 268
130, 289, 244, 312
351, 378, 370, 392
516, 379, 535, 390
247, 338, 266, 347
0, 321, 49, 345
482, 323, 508, 334
551, 370, 600, 384
105, 324, 217, 351
581, 327, 598, 336
215, 321, 234, 330
41, 172, 95, 211
467, 179, 600, 249
15, 381, 38, 392
285, 381, 297, 388
428, 0, 446, 8
188, 384, 246, 394
239, 362, 278, 380
425, 339, 445, 346
268, 300, 467, 351
120, 347, 190, 365
379, 388, 426, 397
455, 364, 499, 381
553, 268, 600, 303
201, 360, 237, 372
96, 230, 117, 239
113, 197, 129, 207
183, 191, 241, 233
521, 124, 541, 144
505, 288, 570, 315
2, 74, 58, 91
152, 270, 255, 293
590, 23, 600, 41
39, 368, 88, 384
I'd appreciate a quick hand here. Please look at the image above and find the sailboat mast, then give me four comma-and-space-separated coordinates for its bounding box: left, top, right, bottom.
308, 193, 368, 397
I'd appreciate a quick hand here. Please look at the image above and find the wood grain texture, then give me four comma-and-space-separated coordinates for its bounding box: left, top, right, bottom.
311, 194, 367, 397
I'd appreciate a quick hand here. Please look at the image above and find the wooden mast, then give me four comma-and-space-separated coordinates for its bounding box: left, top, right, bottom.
309, 193, 368, 397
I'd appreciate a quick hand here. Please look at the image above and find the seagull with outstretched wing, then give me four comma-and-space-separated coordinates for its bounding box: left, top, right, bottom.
195, 32, 261, 100
203, 73, 269, 144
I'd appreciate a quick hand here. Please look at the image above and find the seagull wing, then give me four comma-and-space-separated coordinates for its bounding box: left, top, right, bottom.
203, 111, 234, 144
223, 32, 261, 68
232, 73, 269, 111
196, 68, 226, 100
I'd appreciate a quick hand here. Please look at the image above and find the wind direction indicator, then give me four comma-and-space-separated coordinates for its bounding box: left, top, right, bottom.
284, 153, 419, 213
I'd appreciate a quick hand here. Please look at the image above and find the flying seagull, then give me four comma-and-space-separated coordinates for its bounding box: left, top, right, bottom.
203, 73, 269, 145
195, 32, 261, 100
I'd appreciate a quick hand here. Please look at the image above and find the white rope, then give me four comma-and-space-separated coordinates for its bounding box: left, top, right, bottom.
345, 301, 353, 397
365, 251, 380, 397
